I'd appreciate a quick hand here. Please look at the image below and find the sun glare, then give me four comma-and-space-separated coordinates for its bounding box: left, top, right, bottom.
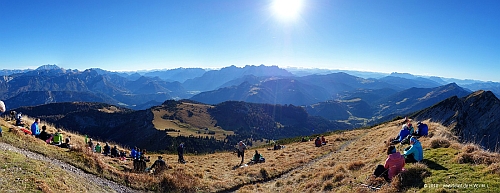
272, 0, 303, 20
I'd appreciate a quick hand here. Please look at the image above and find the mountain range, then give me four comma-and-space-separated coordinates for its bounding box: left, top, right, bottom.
12, 100, 348, 153
2, 64, 499, 126
4, 64, 500, 152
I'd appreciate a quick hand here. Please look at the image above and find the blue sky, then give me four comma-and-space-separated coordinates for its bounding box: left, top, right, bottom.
1, 0, 499, 81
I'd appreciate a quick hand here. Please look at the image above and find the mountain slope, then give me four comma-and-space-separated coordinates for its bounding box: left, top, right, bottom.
375, 83, 471, 121
380, 72, 442, 89
0, 68, 187, 110
191, 78, 332, 105
143, 67, 206, 82
182, 65, 293, 91
412, 90, 500, 151
13, 100, 348, 153
5, 91, 118, 109
304, 83, 471, 127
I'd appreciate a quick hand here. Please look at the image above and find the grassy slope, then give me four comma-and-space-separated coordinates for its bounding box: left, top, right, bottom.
151, 103, 234, 140
236, 121, 500, 193
2, 115, 499, 193
421, 148, 500, 193
0, 149, 110, 193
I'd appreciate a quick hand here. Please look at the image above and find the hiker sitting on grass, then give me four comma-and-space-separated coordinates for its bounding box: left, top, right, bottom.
88, 138, 94, 152
95, 143, 102, 153
111, 145, 119, 157
374, 146, 405, 182
321, 136, 327, 145
384, 145, 405, 181
38, 126, 50, 141
273, 143, 283, 150
15, 112, 24, 126
315, 137, 322, 147
31, 118, 41, 138
10, 111, 16, 122
119, 151, 127, 161
60, 135, 71, 148
391, 123, 411, 144
150, 156, 167, 174
404, 137, 423, 163
413, 121, 428, 137
250, 150, 265, 164
103, 142, 111, 156
52, 129, 63, 146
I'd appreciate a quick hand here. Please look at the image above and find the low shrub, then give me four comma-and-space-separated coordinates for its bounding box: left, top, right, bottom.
462, 143, 480, 153
430, 137, 451, 148
391, 163, 430, 191
455, 151, 500, 165
347, 160, 365, 170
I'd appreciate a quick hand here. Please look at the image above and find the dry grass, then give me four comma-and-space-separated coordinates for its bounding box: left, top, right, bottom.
391, 163, 430, 191
430, 137, 451, 148
347, 160, 365, 171
462, 143, 480, 153
452, 143, 500, 165
151, 103, 234, 140
0, 144, 111, 192
4, 116, 500, 193
487, 163, 500, 175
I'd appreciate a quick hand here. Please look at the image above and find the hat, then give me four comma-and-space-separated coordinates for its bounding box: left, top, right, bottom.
158, 156, 163, 159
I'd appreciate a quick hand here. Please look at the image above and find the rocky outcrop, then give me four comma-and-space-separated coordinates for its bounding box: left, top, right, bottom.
413, 90, 500, 151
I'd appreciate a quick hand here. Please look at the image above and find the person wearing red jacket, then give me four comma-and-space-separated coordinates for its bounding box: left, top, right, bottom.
384, 145, 405, 180
374, 146, 405, 181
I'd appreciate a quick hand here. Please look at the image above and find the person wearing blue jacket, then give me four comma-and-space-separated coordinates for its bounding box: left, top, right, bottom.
414, 121, 428, 137
31, 118, 41, 137
392, 124, 410, 144
404, 137, 423, 163
130, 147, 137, 158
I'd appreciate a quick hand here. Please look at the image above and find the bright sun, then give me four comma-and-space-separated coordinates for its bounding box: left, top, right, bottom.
272, 0, 303, 20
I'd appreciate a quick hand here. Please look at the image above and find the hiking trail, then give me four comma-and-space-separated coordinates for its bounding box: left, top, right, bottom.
221, 131, 369, 193
0, 142, 141, 193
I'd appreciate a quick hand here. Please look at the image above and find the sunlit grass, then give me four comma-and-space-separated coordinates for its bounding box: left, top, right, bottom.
2, 116, 500, 193
0, 147, 110, 192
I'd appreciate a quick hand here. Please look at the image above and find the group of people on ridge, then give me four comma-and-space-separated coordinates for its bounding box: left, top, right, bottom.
374, 118, 427, 182
392, 118, 428, 145
29, 118, 71, 148
314, 136, 327, 147
130, 146, 150, 172
87, 137, 122, 159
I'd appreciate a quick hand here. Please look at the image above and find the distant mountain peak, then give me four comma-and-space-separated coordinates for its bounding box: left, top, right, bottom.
36, 64, 61, 70
465, 90, 497, 101
389, 72, 415, 78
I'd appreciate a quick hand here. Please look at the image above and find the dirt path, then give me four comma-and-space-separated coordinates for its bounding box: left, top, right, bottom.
251, 122, 403, 192
0, 142, 141, 193
223, 130, 369, 193
264, 131, 368, 184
